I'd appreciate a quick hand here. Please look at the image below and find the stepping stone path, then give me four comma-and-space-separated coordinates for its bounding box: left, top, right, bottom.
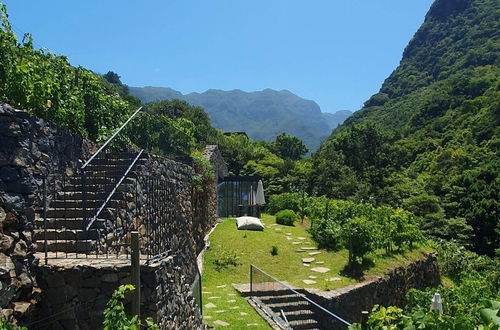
303, 279, 317, 284
328, 277, 341, 281
208, 296, 220, 299
214, 320, 230, 327
302, 257, 315, 263
311, 267, 330, 273
297, 237, 306, 240
309, 252, 321, 256
216, 285, 226, 288
205, 303, 216, 308
240, 312, 248, 316
309, 275, 317, 279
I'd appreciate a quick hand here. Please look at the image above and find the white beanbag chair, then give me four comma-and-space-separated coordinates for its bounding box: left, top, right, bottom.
236, 216, 264, 231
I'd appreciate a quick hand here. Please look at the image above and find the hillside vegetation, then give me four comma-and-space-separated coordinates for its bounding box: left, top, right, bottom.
311, 0, 499, 257
130, 86, 352, 151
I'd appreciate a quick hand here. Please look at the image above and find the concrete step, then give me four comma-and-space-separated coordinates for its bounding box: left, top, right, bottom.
87, 158, 146, 166
56, 191, 135, 202
283, 309, 315, 321
68, 176, 137, 186
82, 164, 135, 174
61, 183, 131, 193
36, 239, 95, 253
34, 229, 100, 241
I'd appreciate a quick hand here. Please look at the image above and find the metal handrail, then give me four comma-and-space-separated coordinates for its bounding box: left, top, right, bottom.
81, 106, 143, 170
85, 150, 144, 230
250, 264, 351, 327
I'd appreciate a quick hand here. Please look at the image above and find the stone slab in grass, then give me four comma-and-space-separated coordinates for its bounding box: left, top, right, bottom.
315, 261, 325, 264
205, 302, 217, 308
301, 247, 318, 250
247, 323, 259, 326
214, 320, 230, 326
302, 257, 315, 263
286, 233, 292, 235
311, 267, 330, 273
309, 251, 321, 256
275, 228, 282, 231
214, 310, 226, 313
309, 275, 317, 279
228, 293, 236, 296
229, 306, 240, 309
327, 277, 341, 281
303, 279, 317, 285
208, 296, 220, 299
286, 236, 292, 240
203, 315, 212, 319
227, 299, 236, 303
297, 237, 306, 240
202, 291, 211, 294
240, 312, 248, 316
216, 285, 227, 288
295, 249, 307, 252
303, 263, 310, 267
292, 242, 301, 245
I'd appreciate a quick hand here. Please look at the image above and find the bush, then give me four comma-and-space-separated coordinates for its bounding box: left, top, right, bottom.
270, 246, 278, 256
309, 217, 343, 250
275, 209, 297, 226
267, 193, 301, 214
213, 250, 241, 272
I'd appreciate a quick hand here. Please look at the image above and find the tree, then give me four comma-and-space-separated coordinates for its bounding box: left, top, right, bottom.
273, 133, 308, 160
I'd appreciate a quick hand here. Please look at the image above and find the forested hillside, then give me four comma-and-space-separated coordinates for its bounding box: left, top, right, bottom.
130, 86, 351, 151
311, 0, 499, 256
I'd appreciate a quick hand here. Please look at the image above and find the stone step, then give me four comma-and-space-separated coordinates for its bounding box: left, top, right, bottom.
87, 158, 146, 166
56, 191, 135, 202
61, 183, 131, 193
68, 176, 137, 186
82, 164, 136, 174
266, 300, 311, 312
282, 309, 315, 321
35, 218, 107, 230
46, 207, 117, 219
50, 199, 128, 209
34, 228, 100, 241
257, 294, 304, 305
36, 239, 95, 253
288, 319, 320, 330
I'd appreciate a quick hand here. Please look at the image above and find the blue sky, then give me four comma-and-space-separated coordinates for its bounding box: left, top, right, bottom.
3, 0, 434, 113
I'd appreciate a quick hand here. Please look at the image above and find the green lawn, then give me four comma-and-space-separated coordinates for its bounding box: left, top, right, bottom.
201, 214, 432, 329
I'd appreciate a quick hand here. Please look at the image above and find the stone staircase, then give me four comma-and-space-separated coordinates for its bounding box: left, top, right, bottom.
253, 289, 322, 330
35, 151, 146, 255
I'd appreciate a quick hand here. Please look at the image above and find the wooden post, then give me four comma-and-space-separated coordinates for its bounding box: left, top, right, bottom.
131, 231, 140, 318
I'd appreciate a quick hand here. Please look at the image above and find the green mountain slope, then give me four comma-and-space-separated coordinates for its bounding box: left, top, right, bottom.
312, 0, 499, 255
130, 86, 351, 151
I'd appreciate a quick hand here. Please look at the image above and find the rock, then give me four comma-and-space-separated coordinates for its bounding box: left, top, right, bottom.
205, 302, 216, 308
309, 252, 321, 256
301, 247, 318, 250
315, 261, 325, 264
303, 279, 316, 285
13, 301, 31, 314
311, 267, 330, 273
302, 258, 315, 263
0, 234, 14, 252
309, 276, 317, 279
303, 263, 310, 267
2, 212, 18, 228
101, 273, 119, 283
12, 240, 27, 258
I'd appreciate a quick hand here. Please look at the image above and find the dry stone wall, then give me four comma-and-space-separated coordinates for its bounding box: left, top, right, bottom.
0, 103, 95, 324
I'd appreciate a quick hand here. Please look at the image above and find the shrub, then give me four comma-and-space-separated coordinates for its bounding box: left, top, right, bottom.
309, 218, 343, 250
275, 209, 297, 226
270, 246, 278, 256
267, 193, 301, 214
213, 250, 241, 272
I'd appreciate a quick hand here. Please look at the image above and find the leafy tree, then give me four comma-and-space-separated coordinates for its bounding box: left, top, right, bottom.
273, 133, 308, 160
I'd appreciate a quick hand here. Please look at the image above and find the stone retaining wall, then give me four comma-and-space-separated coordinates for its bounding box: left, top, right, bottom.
0, 103, 96, 323
304, 253, 441, 328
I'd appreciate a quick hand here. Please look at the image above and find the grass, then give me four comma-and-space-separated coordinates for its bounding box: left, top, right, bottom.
201, 214, 433, 329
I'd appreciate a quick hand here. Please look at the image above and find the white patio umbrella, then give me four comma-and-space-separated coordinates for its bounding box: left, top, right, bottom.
255, 180, 265, 205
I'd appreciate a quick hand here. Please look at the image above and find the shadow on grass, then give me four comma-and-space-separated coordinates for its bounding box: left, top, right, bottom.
340, 258, 375, 280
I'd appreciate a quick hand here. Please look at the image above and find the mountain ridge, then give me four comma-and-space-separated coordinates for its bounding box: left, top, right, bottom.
129, 86, 351, 151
